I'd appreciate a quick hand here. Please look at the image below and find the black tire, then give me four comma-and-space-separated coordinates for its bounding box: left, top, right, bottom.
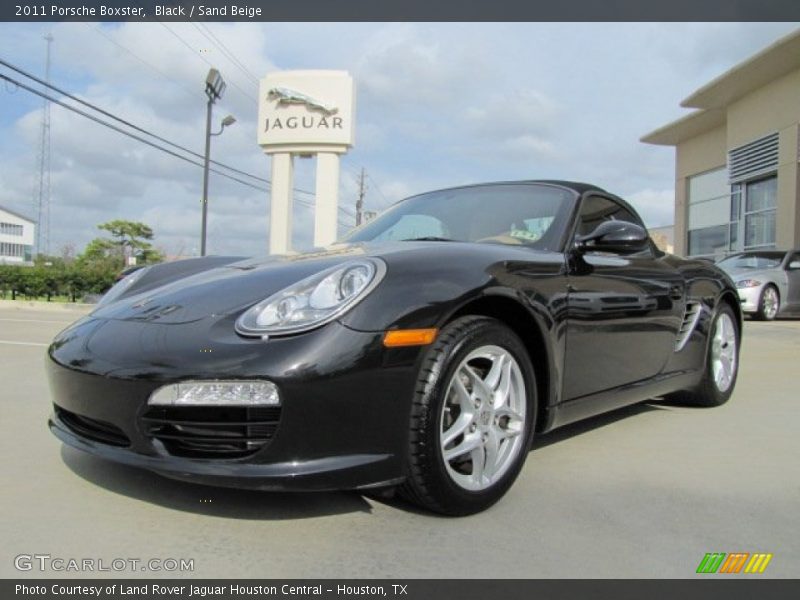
755, 285, 780, 321
667, 303, 740, 408
399, 316, 537, 516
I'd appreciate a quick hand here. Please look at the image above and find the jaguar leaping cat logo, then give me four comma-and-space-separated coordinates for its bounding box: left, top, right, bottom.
267, 87, 339, 116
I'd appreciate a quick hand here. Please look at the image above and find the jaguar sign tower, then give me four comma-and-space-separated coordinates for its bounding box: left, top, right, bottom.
258, 70, 356, 254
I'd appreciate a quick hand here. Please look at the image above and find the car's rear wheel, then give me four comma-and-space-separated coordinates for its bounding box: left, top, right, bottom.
400, 316, 536, 515
756, 285, 780, 321
667, 303, 740, 407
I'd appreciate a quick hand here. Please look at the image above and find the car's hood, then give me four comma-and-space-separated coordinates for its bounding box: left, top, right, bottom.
90, 241, 481, 324
718, 266, 777, 282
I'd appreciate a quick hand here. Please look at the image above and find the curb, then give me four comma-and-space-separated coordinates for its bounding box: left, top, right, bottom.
0, 299, 94, 314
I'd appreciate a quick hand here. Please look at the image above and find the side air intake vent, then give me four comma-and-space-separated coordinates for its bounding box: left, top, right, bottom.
728, 132, 779, 183
675, 302, 702, 352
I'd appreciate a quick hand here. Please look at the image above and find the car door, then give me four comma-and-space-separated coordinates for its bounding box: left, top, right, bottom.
563, 194, 685, 400
784, 251, 800, 310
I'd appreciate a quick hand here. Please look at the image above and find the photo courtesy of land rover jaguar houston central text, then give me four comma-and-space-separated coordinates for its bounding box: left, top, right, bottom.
47, 181, 742, 515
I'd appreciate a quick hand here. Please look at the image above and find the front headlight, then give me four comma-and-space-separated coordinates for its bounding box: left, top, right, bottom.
736, 279, 762, 288
235, 258, 386, 337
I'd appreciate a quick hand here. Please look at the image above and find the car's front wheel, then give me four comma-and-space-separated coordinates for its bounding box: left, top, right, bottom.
400, 316, 536, 515
756, 284, 780, 321
667, 302, 740, 407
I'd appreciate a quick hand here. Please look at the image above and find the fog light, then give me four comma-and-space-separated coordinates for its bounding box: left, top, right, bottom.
148, 380, 280, 406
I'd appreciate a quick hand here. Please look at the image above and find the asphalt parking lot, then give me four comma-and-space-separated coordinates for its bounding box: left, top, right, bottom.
1, 302, 798, 579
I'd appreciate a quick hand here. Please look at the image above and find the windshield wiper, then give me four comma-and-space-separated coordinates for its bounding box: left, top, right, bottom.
400, 236, 455, 242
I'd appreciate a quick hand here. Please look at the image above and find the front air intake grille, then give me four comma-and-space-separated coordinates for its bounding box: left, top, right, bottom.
141, 406, 281, 459
56, 406, 130, 447
675, 302, 702, 352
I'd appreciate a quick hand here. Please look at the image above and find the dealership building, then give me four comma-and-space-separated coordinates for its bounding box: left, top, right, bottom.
642, 29, 800, 259
0, 205, 35, 264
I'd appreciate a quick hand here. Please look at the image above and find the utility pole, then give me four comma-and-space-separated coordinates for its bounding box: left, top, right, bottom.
200, 94, 213, 256
34, 33, 53, 257
356, 167, 367, 226
200, 68, 229, 257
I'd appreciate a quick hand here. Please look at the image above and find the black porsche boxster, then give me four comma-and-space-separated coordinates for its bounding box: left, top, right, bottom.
48, 181, 742, 515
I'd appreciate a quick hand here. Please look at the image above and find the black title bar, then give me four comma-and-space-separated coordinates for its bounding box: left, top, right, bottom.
5, 579, 800, 600
3, 0, 800, 22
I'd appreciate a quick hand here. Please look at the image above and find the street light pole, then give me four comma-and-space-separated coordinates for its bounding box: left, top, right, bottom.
200, 95, 213, 257
199, 68, 230, 257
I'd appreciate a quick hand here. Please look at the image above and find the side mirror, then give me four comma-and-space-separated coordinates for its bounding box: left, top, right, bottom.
788, 260, 800, 270
575, 220, 650, 255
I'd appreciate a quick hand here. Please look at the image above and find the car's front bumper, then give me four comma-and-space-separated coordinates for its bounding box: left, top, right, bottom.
737, 285, 762, 313
49, 412, 402, 490
46, 315, 422, 491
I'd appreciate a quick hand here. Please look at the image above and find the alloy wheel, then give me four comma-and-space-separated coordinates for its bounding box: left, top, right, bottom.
762, 286, 779, 320
711, 312, 737, 393
439, 345, 526, 491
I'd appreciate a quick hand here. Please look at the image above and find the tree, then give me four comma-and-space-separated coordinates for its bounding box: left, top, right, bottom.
78, 238, 119, 266
98, 219, 153, 247
97, 220, 154, 261
78, 219, 163, 268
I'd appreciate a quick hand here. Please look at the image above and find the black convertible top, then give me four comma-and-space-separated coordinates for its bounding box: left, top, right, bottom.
530, 180, 608, 195
417, 179, 609, 197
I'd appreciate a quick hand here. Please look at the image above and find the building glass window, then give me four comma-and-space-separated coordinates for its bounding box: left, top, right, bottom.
0, 242, 25, 257
729, 184, 741, 251
688, 169, 778, 257
687, 167, 731, 258
0, 222, 24, 236
742, 176, 777, 249
688, 225, 728, 256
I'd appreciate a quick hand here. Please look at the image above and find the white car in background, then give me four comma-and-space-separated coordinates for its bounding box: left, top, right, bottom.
717, 250, 800, 320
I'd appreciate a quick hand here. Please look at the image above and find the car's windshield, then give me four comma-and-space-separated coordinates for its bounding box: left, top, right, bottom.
717, 251, 785, 270
342, 183, 576, 250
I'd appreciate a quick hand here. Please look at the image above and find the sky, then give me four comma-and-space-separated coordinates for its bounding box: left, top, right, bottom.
0, 21, 798, 258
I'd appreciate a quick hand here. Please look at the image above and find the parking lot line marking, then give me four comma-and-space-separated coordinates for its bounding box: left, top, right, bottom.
0, 318, 73, 324
0, 340, 49, 347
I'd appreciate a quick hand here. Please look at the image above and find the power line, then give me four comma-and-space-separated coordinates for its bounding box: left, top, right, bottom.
2, 56, 353, 214
335, 167, 364, 219
192, 22, 260, 85
0, 57, 269, 186
346, 164, 391, 203
366, 172, 390, 205
0, 56, 318, 198
0, 72, 270, 194
3, 73, 334, 240
86, 23, 198, 102
343, 159, 393, 208
158, 22, 258, 104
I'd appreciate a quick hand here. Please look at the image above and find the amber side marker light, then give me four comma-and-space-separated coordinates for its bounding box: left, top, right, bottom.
383, 328, 438, 348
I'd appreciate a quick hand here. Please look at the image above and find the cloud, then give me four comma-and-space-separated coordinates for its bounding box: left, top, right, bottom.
656, 23, 799, 85
0, 22, 795, 260
463, 90, 558, 137
355, 24, 484, 110
458, 89, 561, 161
